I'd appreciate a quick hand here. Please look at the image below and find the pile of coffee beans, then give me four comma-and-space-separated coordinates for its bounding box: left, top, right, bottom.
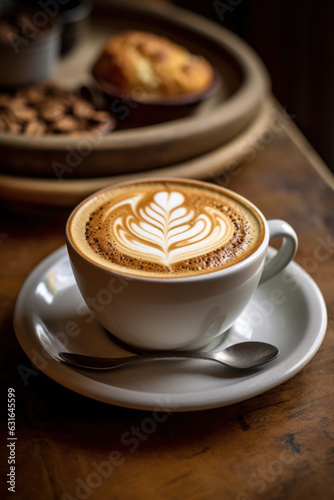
0, 82, 115, 136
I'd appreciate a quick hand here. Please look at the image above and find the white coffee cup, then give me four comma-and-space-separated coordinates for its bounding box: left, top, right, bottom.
66, 179, 298, 351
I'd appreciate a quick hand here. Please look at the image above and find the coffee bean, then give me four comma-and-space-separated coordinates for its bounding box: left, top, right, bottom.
7, 97, 27, 110
23, 87, 46, 105
12, 107, 38, 123
72, 100, 95, 119
39, 103, 66, 122
0, 83, 115, 136
1, 113, 21, 133
0, 95, 9, 108
52, 115, 81, 133
91, 111, 112, 123
0, 116, 8, 132
24, 120, 46, 136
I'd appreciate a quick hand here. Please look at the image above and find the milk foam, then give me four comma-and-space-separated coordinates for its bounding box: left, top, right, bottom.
72, 180, 264, 277
109, 190, 234, 266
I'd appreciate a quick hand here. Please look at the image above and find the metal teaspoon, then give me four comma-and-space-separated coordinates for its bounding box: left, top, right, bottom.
59, 341, 279, 371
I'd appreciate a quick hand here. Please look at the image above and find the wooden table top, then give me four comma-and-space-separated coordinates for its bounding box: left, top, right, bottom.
1, 105, 333, 500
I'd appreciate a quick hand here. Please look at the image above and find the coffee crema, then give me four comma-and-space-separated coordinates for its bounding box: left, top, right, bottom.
69, 180, 265, 278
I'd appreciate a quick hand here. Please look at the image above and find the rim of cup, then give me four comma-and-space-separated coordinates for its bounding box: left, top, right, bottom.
66, 177, 269, 283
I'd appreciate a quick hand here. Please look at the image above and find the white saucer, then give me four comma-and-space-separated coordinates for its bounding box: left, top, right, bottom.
14, 246, 327, 411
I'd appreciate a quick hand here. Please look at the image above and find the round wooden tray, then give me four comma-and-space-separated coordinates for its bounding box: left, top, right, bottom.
0, 0, 270, 179
0, 97, 274, 210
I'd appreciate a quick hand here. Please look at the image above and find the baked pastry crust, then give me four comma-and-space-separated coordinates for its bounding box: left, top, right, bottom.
92, 30, 214, 99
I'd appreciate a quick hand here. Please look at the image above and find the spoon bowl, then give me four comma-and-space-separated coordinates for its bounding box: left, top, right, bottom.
59, 341, 279, 371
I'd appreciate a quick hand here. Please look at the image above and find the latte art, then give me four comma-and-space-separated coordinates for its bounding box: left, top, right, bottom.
70, 180, 264, 277
109, 190, 234, 266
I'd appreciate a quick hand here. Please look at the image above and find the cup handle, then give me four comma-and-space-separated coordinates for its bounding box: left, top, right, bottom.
259, 219, 298, 284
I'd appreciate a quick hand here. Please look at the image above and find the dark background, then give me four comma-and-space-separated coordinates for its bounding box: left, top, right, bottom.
174, 0, 334, 174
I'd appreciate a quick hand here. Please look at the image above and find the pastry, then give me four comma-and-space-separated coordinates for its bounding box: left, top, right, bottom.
92, 30, 214, 100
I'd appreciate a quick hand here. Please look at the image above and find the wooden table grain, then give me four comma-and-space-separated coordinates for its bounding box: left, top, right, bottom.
1, 108, 333, 500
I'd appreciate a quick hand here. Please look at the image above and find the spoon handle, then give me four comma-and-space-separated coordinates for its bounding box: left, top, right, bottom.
59, 351, 214, 370
59, 341, 279, 371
